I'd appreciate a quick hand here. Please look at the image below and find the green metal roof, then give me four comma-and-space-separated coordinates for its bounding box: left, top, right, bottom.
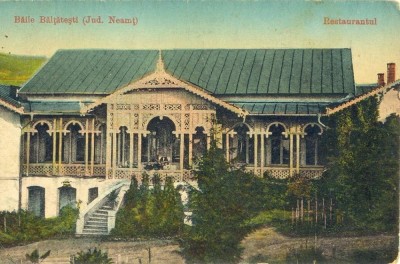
20, 49, 355, 96
355, 83, 377, 96
232, 102, 329, 115
20, 50, 159, 95
22, 101, 82, 113
0, 84, 21, 107
164, 49, 355, 95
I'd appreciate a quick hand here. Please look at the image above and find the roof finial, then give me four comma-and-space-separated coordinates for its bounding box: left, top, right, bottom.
156, 49, 165, 73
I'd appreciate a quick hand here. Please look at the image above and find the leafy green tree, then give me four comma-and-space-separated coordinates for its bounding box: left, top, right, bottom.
181, 142, 265, 263
319, 97, 399, 231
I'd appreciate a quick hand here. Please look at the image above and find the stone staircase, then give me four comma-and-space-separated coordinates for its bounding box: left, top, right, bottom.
81, 204, 113, 236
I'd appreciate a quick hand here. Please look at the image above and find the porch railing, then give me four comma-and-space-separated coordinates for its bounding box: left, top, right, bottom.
23, 163, 323, 180
22, 164, 106, 177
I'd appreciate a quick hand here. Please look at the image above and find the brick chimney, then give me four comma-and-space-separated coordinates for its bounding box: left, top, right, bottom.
377, 73, 385, 87
387, 63, 396, 84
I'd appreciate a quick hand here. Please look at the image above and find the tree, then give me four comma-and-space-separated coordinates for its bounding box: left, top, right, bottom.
319, 96, 399, 231
181, 142, 265, 263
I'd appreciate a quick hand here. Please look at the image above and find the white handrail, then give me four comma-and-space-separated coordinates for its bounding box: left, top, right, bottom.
76, 180, 129, 235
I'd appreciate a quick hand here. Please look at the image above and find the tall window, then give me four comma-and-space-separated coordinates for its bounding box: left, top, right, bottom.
94, 124, 106, 164
30, 123, 52, 163
63, 123, 85, 163
303, 124, 323, 165
268, 124, 289, 165
230, 124, 253, 164
117, 126, 130, 167
28, 186, 45, 218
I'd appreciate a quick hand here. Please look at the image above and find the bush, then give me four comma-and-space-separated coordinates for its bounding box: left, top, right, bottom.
72, 248, 113, 264
0, 205, 79, 247
111, 174, 184, 238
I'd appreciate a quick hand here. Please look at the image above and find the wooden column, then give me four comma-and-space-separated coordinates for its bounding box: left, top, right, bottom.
260, 133, 265, 174
105, 131, 112, 179
58, 118, 63, 175
296, 133, 300, 174
85, 119, 89, 175
188, 133, 193, 167
254, 133, 258, 174
206, 134, 211, 150
26, 132, 30, 176
129, 132, 134, 169
180, 133, 184, 171
91, 119, 95, 175
52, 118, 57, 175
289, 132, 294, 176
112, 131, 117, 178
116, 133, 120, 167
137, 133, 142, 170
225, 133, 230, 162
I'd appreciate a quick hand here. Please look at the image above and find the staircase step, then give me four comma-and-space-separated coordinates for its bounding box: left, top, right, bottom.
84, 225, 108, 230
95, 210, 109, 214
82, 228, 108, 235
81, 232, 108, 236
86, 220, 108, 225
91, 213, 108, 218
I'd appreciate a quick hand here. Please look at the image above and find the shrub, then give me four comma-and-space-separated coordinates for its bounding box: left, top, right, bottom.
72, 248, 113, 264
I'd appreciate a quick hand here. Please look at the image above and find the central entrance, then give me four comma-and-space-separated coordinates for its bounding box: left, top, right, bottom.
142, 117, 179, 168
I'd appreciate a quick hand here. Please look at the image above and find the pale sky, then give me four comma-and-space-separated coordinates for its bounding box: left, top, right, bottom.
0, 0, 399, 84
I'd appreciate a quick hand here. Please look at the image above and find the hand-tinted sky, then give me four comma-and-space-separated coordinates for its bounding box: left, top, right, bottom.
0, 0, 399, 83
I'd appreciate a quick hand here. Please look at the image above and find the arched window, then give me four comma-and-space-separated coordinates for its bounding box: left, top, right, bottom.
28, 186, 45, 217
267, 124, 289, 165
63, 123, 85, 163
117, 126, 130, 167
30, 123, 52, 163
230, 124, 253, 164
303, 124, 323, 166
143, 117, 177, 164
94, 124, 106, 164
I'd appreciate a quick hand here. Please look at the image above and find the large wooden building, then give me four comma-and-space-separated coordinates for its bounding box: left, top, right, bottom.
0, 48, 376, 234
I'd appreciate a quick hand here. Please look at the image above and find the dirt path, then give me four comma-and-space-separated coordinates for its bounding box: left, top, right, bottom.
0, 238, 183, 264
0, 228, 396, 263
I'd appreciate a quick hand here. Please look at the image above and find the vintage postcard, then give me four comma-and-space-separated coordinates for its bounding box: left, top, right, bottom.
0, 0, 399, 263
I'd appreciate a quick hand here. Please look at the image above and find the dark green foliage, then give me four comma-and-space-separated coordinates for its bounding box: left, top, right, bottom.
286, 247, 326, 264
112, 173, 184, 238
320, 97, 399, 231
181, 142, 265, 263
0, 205, 79, 247
25, 249, 51, 263
351, 245, 398, 264
72, 248, 113, 264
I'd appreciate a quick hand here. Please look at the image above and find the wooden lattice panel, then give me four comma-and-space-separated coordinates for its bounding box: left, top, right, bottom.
93, 166, 106, 176
142, 104, 160, 111
115, 169, 132, 179
60, 165, 85, 176
300, 169, 324, 179
164, 104, 182, 111
25, 164, 53, 176
266, 168, 291, 179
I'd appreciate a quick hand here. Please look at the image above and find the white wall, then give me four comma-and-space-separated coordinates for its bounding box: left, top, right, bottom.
21, 176, 124, 218
379, 89, 400, 121
0, 106, 21, 211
